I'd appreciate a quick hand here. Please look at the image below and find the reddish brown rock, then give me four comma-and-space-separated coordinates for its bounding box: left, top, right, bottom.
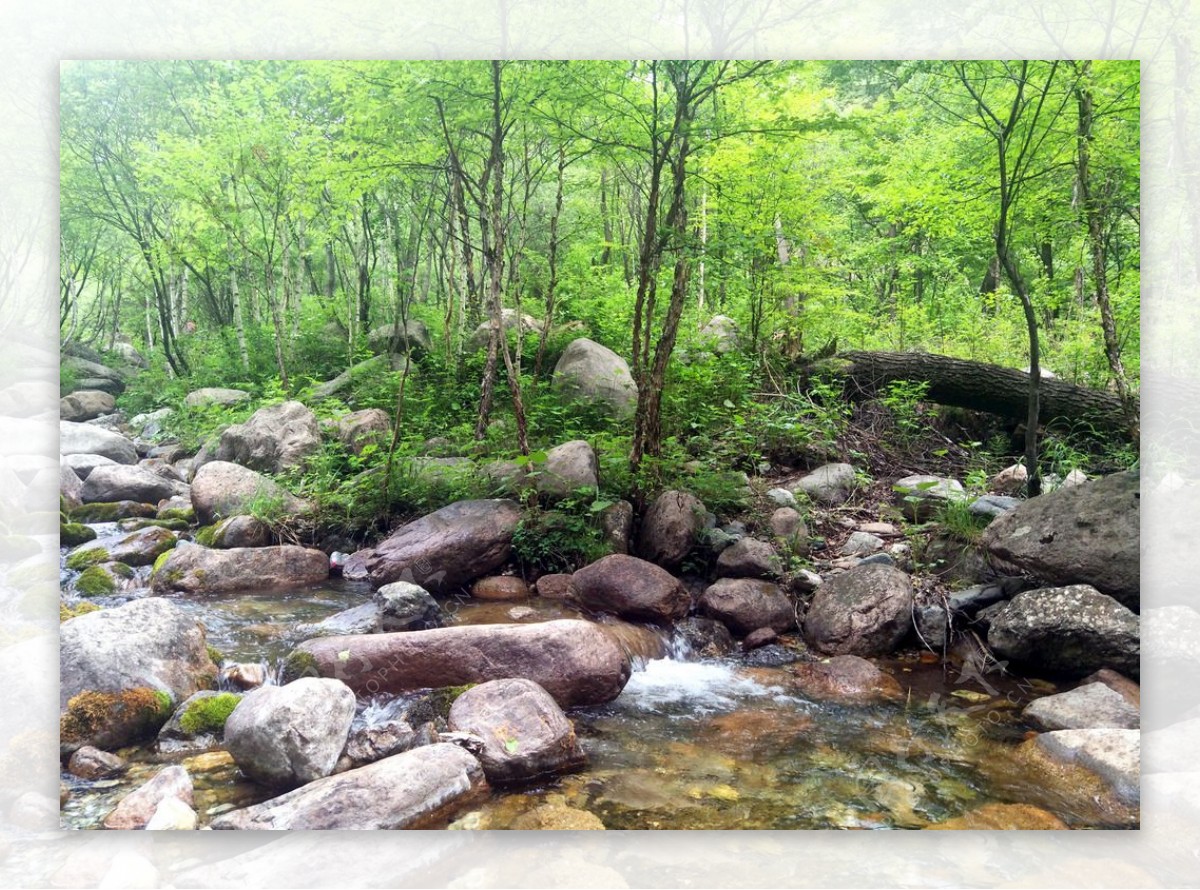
535, 573, 574, 600
699, 578, 796, 637
926, 802, 1068, 830
472, 576, 530, 601
570, 554, 690, 623
151, 544, 329, 594
285, 619, 631, 708
802, 563, 913, 656
637, 490, 705, 569
790, 655, 904, 705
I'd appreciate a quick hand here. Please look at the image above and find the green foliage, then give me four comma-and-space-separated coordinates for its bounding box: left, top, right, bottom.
511, 494, 610, 574
932, 498, 990, 545
879, 380, 932, 441
178, 693, 241, 736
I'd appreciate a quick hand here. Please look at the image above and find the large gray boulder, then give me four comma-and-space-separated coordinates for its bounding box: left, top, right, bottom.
536, 440, 599, 500
699, 578, 795, 636
183, 387, 250, 409
637, 490, 705, 570
81, 463, 187, 504
551, 338, 637, 419
210, 744, 486, 830
981, 469, 1140, 609
189, 460, 308, 525
60, 599, 219, 752
151, 543, 329, 594
285, 619, 632, 708
336, 408, 391, 455
448, 679, 586, 784
63, 356, 126, 394
375, 581, 446, 631
60, 390, 115, 422
570, 554, 691, 623
1023, 682, 1140, 731
467, 308, 540, 351
789, 463, 858, 506
343, 499, 521, 591
987, 584, 1139, 679
367, 319, 433, 356
60, 464, 84, 509
223, 678, 356, 788
60, 421, 138, 465
214, 401, 321, 473
803, 563, 914, 656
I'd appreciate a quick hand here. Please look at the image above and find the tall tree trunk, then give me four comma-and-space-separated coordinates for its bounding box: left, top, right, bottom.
535, 145, 566, 380
1075, 62, 1138, 442
599, 167, 613, 266
230, 264, 250, 373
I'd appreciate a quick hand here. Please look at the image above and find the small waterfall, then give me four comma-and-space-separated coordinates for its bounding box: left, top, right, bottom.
596, 618, 689, 670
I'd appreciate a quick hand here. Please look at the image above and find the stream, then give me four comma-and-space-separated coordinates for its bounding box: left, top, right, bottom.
60, 529, 1134, 831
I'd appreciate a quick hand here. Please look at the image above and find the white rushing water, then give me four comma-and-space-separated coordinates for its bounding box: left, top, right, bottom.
616, 657, 795, 715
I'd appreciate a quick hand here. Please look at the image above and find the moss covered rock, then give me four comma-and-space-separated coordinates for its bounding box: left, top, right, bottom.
60, 521, 97, 548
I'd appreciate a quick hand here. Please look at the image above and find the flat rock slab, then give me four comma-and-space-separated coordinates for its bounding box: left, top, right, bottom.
1023, 682, 1140, 731
1031, 728, 1140, 805
60, 421, 138, 465
209, 743, 487, 830
151, 543, 329, 595
285, 619, 631, 708
343, 499, 521, 592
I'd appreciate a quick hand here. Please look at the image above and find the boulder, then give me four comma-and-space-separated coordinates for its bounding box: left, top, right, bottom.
535, 573, 573, 600
472, 576, 530, 601
987, 585, 1139, 679
60, 599, 218, 751
1027, 728, 1140, 804
67, 746, 127, 781
467, 308, 540, 351
144, 796, 198, 830
63, 356, 126, 393
285, 619, 631, 708
81, 463, 185, 504
183, 387, 250, 409
189, 461, 308, 526
448, 679, 586, 784
841, 531, 883, 557
367, 319, 433, 356
790, 463, 858, 506
336, 408, 391, 455
991, 463, 1029, 495
60, 464, 84, 509
598, 500, 634, 555
675, 617, 737, 658
102, 766, 193, 830
210, 744, 486, 830
60, 390, 115, 422
537, 440, 599, 500
206, 514, 272, 549
74, 525, 177, 567
151, 543, 329, 595
791, 655, 904, 704
981, 470, 1140, 609
375, 581, 446, 631
223, 678, 356, 788
60, 421, 138, 464
802, 563, 914, 656
1023, 682, 1140, 731
214, 401, 321, 473
551, 338, 637, 419
343, 499, 521, 592
893, 474, 965, 521
715, 538, 781, 579
570, 554, 690, 623
699, 578, 795, 636
157, 690, 242, 748
697, 314, 740, 353
339, 719, 436, 771
968, 494, 1020, 519
130, 407, 173, 439
637, 490, 705, 570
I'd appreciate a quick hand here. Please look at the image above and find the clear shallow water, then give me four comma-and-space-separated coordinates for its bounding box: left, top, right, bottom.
60, 542, 1136, 831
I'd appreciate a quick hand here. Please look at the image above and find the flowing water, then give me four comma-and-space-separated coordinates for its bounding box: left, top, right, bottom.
60, 537, 1137, 831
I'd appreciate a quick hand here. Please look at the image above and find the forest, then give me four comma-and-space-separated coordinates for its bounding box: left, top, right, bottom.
58, 60, 1143, 832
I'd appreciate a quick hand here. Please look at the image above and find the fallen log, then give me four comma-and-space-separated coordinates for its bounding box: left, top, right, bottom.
816, 351, 1137, 437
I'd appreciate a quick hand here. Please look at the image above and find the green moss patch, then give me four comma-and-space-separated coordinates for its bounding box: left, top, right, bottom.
71, 501, 156, 522
65, 547, 109, 571
178, 693, 241, 735
279, 649, 320, 683
75, 566, 116, 598
60, 601, 101, 622
157, 507, 196, 524
60, 522, 97, 548
194, 525, 217, 547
